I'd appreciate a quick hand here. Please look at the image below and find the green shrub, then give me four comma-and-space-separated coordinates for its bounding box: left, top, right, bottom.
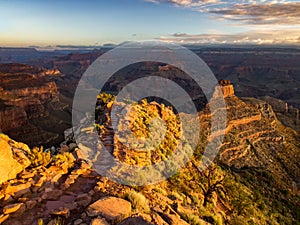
181, 212, 204, 225
153, 186, 168, 196
124, 190, 150, 213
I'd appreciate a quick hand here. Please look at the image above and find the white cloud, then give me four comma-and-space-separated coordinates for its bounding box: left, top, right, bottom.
157, 29, 300, 44
211, 2, 300, 25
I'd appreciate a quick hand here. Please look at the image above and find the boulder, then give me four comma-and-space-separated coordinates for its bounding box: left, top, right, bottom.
50, 207, 70, 219
6, 183, 32, 198
0, 134, 30, 184
90, 217, 110, 225
3, 203, 26, 216
76, 193, 92, 207
117, 216, 154, 225
0, 214, 9, 224
161, 213, 190, 225
86, 197, 131, 221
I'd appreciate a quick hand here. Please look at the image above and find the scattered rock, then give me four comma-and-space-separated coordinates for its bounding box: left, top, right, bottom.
59, 144, 70, 154
3, 194, 14, 204
68, 143, 78, 151
25, 200, 37, 209
76, 193, 92, 207
90, 217, 110, 225
50, 207, 70, 219
3, 203, 26, 217
116, 216, 154, 225
80, 213, 87, 221
18, 170, 36, 179
152, 213, 168, 225
74, 218, 83, 225
161, 213, 190, 225
0, 214, 9, 224
46, 201, 66, 213
44, 190, 63, 200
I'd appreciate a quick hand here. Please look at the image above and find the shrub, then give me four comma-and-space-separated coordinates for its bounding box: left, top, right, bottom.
230, 216, 247, 225
153, 187, 167, 196
28, 147, 52, 167
181, 212, 204, 225
53, 152, 75, 169
124, 190, 150, 213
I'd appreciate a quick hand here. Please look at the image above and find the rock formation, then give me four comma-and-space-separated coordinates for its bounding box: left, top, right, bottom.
214, 79, 235, 98
0, 134, 31, 184
0, 64, 71, 147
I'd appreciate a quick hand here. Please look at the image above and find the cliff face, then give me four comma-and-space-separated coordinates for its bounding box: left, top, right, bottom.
0, 133, 31, 184
259, 96, 300, 132
0, 64, 70, 147
0, 104, 28, 131
213, 80, 235, 98
196, 85, 300, 187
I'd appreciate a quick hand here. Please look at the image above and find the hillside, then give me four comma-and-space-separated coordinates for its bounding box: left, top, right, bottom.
0, 82, 299, 225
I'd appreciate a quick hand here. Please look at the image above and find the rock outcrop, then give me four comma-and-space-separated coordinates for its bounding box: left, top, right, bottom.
0, 134, 31, 184
259, 96, 300, 132
214, 79, 235, 98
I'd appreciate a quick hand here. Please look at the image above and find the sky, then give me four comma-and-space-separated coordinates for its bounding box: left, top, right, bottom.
0, 0, 299, 46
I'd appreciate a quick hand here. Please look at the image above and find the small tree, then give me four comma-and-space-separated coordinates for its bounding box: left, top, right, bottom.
192, 161, 226, 206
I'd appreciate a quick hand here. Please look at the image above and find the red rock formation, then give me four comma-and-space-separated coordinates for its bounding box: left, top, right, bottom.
213, 80, 235, 98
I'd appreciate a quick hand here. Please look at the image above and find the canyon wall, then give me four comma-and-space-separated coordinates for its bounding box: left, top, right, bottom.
0, 64, 71, 147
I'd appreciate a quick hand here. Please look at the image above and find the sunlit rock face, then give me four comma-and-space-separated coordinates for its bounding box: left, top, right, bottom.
0, 133, 31, 184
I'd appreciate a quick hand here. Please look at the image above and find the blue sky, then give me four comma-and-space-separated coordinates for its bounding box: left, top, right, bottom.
0, 0, 299, 46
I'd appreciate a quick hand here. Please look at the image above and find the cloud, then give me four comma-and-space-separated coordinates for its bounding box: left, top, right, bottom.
211, 2, 300, 25
145, 0, 300, 25
144, 0, 161, 3
157, 29, 300, 44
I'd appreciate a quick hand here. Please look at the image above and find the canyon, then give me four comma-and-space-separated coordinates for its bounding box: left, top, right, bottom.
0, 64, 71, 147
0, 46, 299, 225
0, 82, 299, 225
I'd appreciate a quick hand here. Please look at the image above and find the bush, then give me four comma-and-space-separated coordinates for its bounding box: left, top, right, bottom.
53, 152, 75, 169
28, 147, 52, 167
181, 212, 205, 225
124, 190, 150, 212
230, 216, 247, 225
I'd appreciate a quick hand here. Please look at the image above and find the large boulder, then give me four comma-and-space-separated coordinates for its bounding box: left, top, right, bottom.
0, 134, 31, 184
86, 197, 131, 222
